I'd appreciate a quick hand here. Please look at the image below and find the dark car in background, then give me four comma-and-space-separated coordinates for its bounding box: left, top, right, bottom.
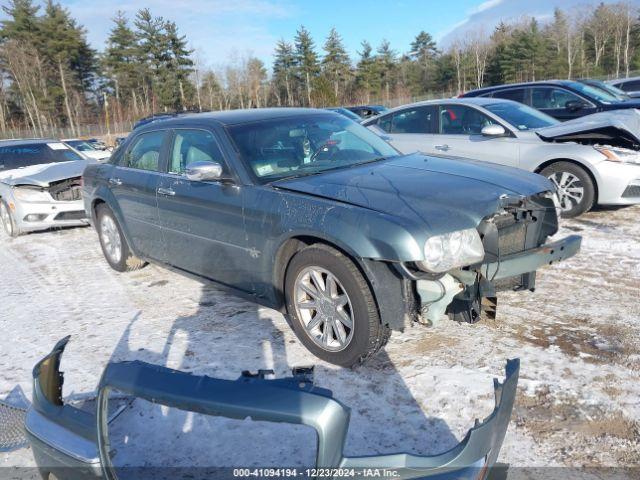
578, 79, 630, 100
607, 75, 640, 98
82, 108, 579, 366
324, 107, 363, 121
461, 79, 640, 120
346, 104, 388, 119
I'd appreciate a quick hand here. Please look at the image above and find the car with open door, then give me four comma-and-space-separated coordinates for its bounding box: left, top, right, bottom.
83, 108, 580, 366
364, 98, 640, 217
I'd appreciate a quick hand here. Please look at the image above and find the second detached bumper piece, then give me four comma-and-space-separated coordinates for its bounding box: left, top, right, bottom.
26, 337, 519, 479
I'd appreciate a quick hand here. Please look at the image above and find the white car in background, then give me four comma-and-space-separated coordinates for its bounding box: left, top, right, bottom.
363, 98, 640, 217
0, 139, 91, 237
62, 138, 111, 161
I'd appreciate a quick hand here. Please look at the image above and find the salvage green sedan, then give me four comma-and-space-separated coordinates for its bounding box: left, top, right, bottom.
82, 109, 581, 366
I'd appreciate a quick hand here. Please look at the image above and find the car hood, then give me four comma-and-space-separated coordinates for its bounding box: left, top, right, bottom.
273, 153, 552, 231
0, 160, 88, 187
536, 109, 640, 149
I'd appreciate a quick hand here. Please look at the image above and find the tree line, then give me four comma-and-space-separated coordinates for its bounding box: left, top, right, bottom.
0, 0, 639, 137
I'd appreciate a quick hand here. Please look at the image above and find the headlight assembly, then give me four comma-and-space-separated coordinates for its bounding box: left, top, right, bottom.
417, 228, 485, 273
594, 145, 640, 165
12, 186, 52, 202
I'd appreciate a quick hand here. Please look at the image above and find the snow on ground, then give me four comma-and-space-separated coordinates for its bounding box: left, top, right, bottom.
0, 205, 639, 473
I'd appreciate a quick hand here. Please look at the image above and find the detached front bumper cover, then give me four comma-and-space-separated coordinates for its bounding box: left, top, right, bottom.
25, 337, 519, 479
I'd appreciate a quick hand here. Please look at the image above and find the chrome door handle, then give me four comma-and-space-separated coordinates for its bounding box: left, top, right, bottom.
435, 144, 450, 151
108, 177, 123, 186
157, 187, 176, 196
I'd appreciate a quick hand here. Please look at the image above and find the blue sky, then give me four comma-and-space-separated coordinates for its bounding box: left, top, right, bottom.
6, 0, 630, 68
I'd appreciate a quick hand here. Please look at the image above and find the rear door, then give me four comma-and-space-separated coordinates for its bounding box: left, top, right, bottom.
156, 128, 250, 290
370, 105, 438, 154
433, 104, 520, 168
109, 129, 169, 260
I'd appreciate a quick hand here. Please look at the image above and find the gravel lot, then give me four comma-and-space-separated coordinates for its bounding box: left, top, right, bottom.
1, 205, 639, 475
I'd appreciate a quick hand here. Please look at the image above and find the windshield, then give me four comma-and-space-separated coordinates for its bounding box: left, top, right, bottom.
228, 113, 399, 183
0, 142, 83, 171
484, 102, 559, 130
568, 81, 621, 104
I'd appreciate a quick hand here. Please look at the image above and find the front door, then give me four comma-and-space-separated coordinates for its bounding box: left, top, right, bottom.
530, 87, 597, 121
434, 104, 520, 168
156, 128, 251, 291
109, 129, 168, 260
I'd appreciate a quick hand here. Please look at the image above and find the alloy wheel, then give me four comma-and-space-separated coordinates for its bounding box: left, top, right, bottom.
0, 202, 13, 236
548, 171, 584, 212
100, 215, 122, 264
294, 266, 354, 352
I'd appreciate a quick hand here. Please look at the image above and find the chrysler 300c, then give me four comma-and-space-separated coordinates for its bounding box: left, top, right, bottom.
82, 109, 581, 366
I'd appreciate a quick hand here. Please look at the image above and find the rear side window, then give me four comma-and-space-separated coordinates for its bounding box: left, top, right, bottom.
169, 129, 224, 174
123, 131, 165, 171
492, 88, 526, 103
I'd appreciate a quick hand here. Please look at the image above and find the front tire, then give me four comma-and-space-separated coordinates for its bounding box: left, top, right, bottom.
0, 200, 20, 238
284, 244, 390, 367
96, 204, 146, 272
541, 162, 595, 218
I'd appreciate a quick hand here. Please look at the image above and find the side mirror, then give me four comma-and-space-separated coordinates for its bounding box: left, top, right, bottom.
481, 124, 506, 137
185, 161, 227, 182
565, 100, 585, 112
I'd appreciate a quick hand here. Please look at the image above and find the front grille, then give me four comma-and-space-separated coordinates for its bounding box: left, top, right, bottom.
54, 210, 86, 221
48, 177, 82, 201
622, 184, 640, 198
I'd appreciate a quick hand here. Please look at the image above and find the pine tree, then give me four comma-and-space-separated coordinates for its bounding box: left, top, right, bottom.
0, 0, 40, 43
162, 20, 194, 110
408, 31, 439, 93
376, 39, 397, 102
272, 39, 296, 106
294, 26, 319, 106
321, 27, 351, 100
355, 40, 378, 101
103, 11, 139, 110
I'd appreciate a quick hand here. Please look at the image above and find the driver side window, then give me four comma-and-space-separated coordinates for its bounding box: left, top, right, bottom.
439, 105, 497, 135
531, 87, 583, 109
169, 129, 224, 175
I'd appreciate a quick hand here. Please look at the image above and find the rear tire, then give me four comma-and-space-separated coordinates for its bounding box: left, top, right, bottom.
95, 204, 146, 272
0, 199, 20, 238
541, 162, 595, 218
284, 244, 390, 367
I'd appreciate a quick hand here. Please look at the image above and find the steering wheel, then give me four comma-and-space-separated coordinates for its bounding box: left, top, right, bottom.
310, 139, 340, 162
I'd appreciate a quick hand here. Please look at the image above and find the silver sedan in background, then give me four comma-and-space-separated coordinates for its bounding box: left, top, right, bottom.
364, 98, 640, 217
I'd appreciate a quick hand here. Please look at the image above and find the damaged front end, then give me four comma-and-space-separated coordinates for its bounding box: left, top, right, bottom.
26, 337, 519, 479
407, 193, 581, 325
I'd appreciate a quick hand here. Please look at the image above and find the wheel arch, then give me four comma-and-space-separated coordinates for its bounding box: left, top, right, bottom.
91, 195, 139, 258
273, 234, 364, 304
534, 158, 599, 204
273, 234, 411, 330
